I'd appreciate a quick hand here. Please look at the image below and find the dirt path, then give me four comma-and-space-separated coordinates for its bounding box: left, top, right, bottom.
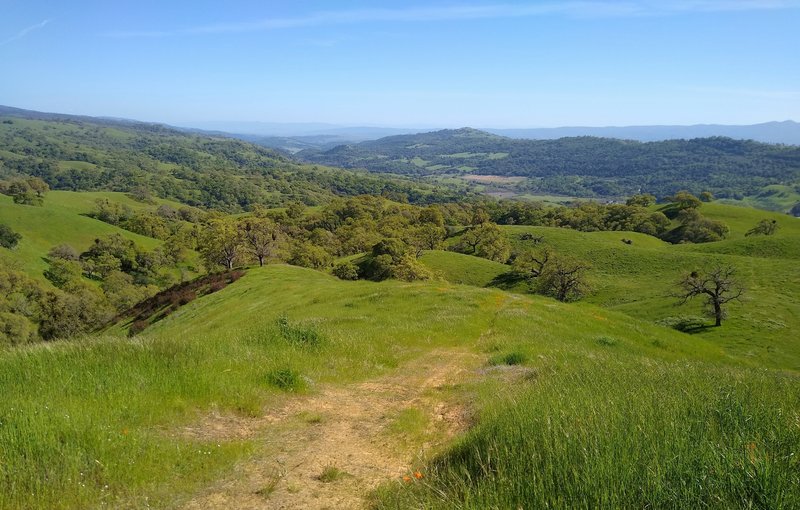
181, 348, 481, 510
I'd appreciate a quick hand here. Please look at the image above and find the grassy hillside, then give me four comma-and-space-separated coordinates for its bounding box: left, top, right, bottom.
419, 250, 509, 287
498, 223, 800, 370
0, 112, 466, 211
0, 265, 796, 508
422, 202, 800, 370
0, 192, 164, 279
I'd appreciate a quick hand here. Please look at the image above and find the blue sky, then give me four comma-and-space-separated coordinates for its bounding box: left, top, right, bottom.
1, 0, 799, 127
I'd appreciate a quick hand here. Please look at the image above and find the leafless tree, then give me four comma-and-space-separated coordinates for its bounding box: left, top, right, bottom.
677, 265, 744, 327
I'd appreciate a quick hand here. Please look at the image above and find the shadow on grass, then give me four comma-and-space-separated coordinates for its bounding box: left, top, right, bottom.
487, 271, 528, 290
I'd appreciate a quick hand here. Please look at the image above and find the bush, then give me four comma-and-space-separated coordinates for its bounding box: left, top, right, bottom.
0, 223, 21, 249
0, 312, 34, 346
392, 254, 434, 282
266, 367, 304, 392
490, 351, 527, 366
48, 243, 79, 261
332, 261, 359, 280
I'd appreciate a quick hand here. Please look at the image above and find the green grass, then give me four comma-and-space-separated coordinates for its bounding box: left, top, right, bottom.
0, 264, 748, 508
374, 354, 800, 509
494, 210, 800, 370
419, 250, 509, 287
0, 192, 164, 279
718, 184, 800, 213
1, 199, 798, 509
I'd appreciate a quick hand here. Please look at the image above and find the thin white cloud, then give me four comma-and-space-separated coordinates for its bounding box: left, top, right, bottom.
105, 1, 800, 38
1, 19, 51, 46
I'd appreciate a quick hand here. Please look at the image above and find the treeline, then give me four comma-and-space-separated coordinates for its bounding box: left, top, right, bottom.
0, 116, 469, 211
299, 128, 800, 198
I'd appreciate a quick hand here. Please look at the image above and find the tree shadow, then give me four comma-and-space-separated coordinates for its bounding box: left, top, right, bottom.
487, 271, 527, 290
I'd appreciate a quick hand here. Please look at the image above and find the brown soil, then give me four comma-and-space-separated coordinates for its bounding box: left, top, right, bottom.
181, 348, 480, 510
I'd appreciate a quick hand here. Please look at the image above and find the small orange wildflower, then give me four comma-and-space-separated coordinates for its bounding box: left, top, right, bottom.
414, 471, 424, 479
402, 475, 412, 483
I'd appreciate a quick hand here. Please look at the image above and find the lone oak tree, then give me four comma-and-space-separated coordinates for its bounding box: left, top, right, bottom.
677, 265, 744, 327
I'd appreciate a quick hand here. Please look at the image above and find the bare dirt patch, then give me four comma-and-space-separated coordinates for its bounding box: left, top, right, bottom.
181, 349, 480, 510
461, 174, 526, 184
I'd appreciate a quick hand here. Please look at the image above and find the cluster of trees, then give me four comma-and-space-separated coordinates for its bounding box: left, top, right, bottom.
0, 265, 112, 345
0, 176, 49, 205
44, 233, 187, 312
90, 199, 203, 240
399, 192, 727, 245
300, 128, 800, 199
194, 196, 446, 282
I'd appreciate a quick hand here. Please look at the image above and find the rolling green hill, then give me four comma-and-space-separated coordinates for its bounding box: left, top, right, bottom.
0, 192, 165, 279
0, 265, 796, 508
299, 128, 800, 206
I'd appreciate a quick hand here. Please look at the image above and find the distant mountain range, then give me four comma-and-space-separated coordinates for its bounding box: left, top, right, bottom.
2, 105, 798, 147
486, 121, 800, 145
185, 120, 800, 152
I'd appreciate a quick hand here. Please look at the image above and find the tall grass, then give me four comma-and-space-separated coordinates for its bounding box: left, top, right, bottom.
0, 266, 796, 508
374, 354, 800, 509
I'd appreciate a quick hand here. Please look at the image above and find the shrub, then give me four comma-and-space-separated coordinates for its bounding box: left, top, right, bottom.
266, 367, 304, 392
0, 312, 34, 346
392, 254, 434, 282
208, 280, 226, 293
48, 243, 79, 261
0, 223, 21, 249
490, 351, 527, 366
332, 261, 359, 280
595, 336, 618, 346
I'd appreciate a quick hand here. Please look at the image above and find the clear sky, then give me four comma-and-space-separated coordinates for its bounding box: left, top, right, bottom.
1, 0, 799, 127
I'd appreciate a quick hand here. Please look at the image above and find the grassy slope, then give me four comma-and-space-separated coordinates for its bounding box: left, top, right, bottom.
0, 264, 745, 509
419, 250, 509, 287
373, 205, 800, 508
423, 203, 799, 370
0, 192, 164, 279
498, 224, 800, 370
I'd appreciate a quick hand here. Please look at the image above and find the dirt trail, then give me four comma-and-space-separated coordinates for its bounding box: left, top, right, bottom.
181, 348, 480, 510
